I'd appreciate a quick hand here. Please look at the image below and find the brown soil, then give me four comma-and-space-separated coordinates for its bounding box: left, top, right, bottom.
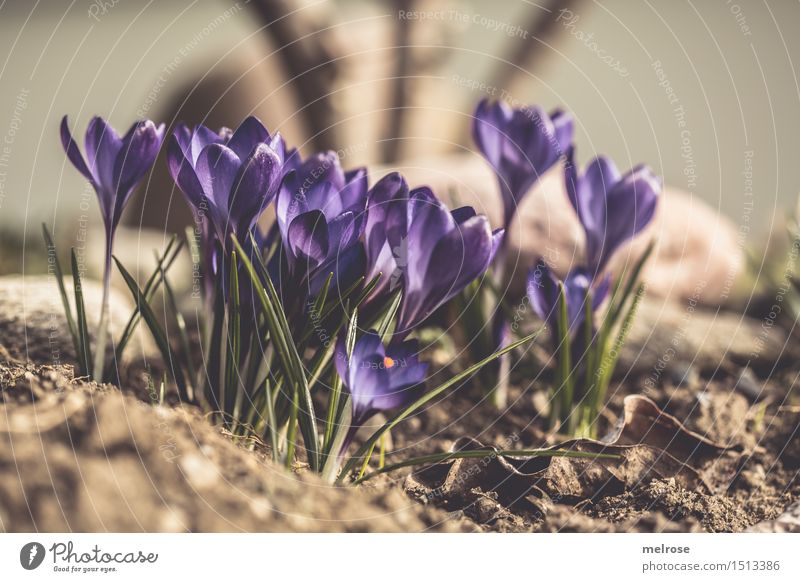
1, 290, 798, 532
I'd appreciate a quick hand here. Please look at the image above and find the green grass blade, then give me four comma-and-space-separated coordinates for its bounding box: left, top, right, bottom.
554, 282, 573, 432
297, 275, 369, 346
608, 239, 655, 327
233, 234, 320, 471
376, 289, 402, 341
70, 249, 93, 377
42, 224, 79, 356
592, 282, 645, 433
262, 378, 281, 462
115, 236, 182, 363
161, 265, 196, 401
224, 252, 242, 420
353, 448, 621, 485
322, 309, 357, 456
113, 256, 187, 399
338, 330, 540, 482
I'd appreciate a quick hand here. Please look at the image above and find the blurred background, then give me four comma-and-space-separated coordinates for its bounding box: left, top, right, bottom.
0, 0, 797, 264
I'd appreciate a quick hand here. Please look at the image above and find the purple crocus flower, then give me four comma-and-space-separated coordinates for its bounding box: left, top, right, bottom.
167, 117, 284, 247
363, 172, 411, 303
335, 330, 427, 456
527, 260, 610, 336
395, 187, 503, 336
60, 115, 165, 379
565, 148, 661, 274
275, 151, 368, 292
473, 98, 573, 229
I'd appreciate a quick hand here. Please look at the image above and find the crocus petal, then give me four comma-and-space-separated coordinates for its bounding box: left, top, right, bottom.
287, 210, 329, 269
335, 331, 428, 431
472, 98, 512, 166
59, 116, 93, 183
451, 206, 477, 224
229, 142, 282, 233
84, 116, 122, 193
351, 330, 385, 363
327, 211, 359, 253
167, 135, 207, 209
226, 116, 270, 162
276, 172, 307, 238
400, 214, 494, 333
593, 273, 612, 309
405, 192, 456, 292
552, 110, 574, 157
527, 260, 560, 326
196, 143, 242, 234
567, 148, 661, 272
112, 120, 165, 219
190, 125, 226, 165
310, 241, 365, 296
350, 355, 390, 423
597, 165, 660, 270
474, 100, 573, 227
339, 167, 369, 213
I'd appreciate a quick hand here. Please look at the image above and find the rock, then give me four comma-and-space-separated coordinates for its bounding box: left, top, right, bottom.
620, 297, 786, 378
0, 363, 464, 532
0, 275, 157, 368
386, 153, 744, 306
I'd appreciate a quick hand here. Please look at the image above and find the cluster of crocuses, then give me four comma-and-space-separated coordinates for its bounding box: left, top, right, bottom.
472, 98, 661, 436
56, 112, 521, 480
54, 96, 659, 480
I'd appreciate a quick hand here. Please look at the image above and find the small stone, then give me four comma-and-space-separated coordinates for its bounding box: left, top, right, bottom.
179, 453, 220, 489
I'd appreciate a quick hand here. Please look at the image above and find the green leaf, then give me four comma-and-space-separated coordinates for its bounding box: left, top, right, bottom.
70, 249, 93, 377
297, 274, 372, 346
224, 252, 242, 420
591, 282, 645, 433
553, 282, 574, 432
375, 289, 402, 341
232, 234, 320, 471
41, 224, 79, 358
607, 239, 654, 327
323, 309, 357, 456
161, 264, 196, 402
115, 236, 182, 364
113, 256, 188, 399
353, 448, 621, 485
338, 330, 540, 482
262, 377, 281, 462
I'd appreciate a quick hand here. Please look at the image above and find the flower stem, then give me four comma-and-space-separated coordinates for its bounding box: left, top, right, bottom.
92, 236, 112, 381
